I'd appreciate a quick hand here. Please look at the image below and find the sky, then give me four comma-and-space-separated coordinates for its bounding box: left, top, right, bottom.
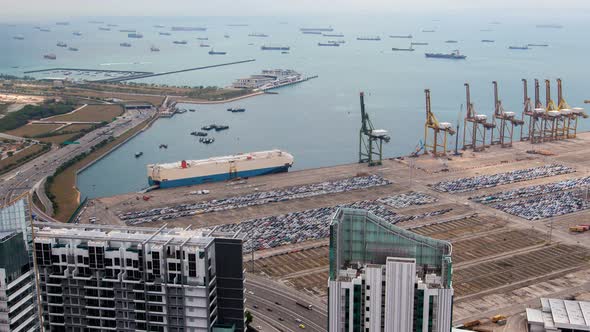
1, 0, 589, 18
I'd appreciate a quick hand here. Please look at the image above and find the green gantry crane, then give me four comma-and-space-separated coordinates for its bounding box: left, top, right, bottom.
359, 92, 390, 166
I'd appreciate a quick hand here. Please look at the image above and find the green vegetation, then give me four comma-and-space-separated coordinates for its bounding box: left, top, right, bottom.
0, 143, 50, 175
245, 311, 253, 326
187, 86, 252, 100
0, 100, 76, 132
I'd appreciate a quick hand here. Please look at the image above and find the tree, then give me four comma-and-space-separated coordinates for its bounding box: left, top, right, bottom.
245, 310, 253, 326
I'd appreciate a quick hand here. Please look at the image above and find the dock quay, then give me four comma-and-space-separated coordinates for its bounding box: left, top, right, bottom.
81, 132, 590, 325
94, 59, 257, 83
23, 67, 153, 75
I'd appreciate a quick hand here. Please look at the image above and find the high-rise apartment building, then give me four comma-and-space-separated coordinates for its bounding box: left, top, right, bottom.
33, 223, 245, 332
0, 196, 39, 332
328, 208, 454, 332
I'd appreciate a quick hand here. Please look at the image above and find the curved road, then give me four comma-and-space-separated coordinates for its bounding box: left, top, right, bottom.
245, 274, 327, 332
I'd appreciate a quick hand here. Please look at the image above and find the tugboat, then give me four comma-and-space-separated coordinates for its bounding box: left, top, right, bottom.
227, 108, 246, 112
261, 45, 290, 51
199, 137, 215, 144
208, 49, 227, 55
135, 152, 143, 158
425, 50, 466, 59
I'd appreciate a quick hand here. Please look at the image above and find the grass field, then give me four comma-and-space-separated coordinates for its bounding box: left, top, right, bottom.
60, 124, 94, 132
63, 89, 165, 107
0, 144, 47, 174
6, 123, 62, 137
49, 117, 153, 221
48, 104, 123, 122
37, 133, 81, 144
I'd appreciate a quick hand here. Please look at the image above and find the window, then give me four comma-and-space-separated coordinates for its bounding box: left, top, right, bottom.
114, 258, 120, 266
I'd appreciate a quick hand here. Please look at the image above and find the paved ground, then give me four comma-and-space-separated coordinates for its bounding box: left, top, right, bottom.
75, 132, 590, 328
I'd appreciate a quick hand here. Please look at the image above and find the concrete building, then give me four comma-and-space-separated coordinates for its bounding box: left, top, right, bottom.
33, 223, 245, 332
0, 196, 39, 332
527, 298, 590, 331
328, 208, 454, 332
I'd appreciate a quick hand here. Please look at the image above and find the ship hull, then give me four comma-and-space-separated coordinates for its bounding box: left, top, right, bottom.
149, 165, 290, 188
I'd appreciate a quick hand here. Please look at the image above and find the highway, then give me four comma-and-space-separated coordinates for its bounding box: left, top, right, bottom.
0, 107, 155, 212
245, 274, 327, 332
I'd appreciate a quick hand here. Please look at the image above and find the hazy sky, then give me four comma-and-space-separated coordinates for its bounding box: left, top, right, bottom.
2, 0, 590, 18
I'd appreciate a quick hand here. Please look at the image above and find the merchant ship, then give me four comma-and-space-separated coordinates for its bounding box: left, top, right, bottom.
147, 150, 294, 188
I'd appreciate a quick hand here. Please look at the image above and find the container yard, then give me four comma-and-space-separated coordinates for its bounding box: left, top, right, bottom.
80, 131, 590, 325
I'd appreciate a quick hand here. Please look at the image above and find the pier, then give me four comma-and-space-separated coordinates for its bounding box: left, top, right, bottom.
23, 68, 153, 75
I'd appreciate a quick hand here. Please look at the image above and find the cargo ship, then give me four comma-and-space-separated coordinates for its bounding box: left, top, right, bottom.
411, 42, 428, 46
390, 35, 413, 39
302, 31, 322, 35
68, 47, 79, 51
173, 40, 188, 45
357, 36, 381, 41
150, 46, 160, 52
318, 42, 339, 47
98, 27, 110, 31
172, 26, 207, 31
248, 33, 269, 37
508, 45, 529, 50
57, 41, 67, 47
322, 33, 344, 37
73, 31, 82, 36
422, 29, 436, 32
43, 54, 57, 60
120, 42, 132, 47
261, 45, 290, 51
300, 27, 333, 32
445, 40, 458, 43
392, 45, 414, 51
197, 37, 209, 40
147, 150, 294, 188
208, 49, 227, 55
128, 33, 143, 38
425, 50, 466, 59
13, 35, 24, 40
159, 32, 172, 36
528, 43, 549, 47
481, 39, 495, 43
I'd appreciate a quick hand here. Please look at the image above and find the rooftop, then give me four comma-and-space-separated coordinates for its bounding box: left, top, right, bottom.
527, 298, 590, 331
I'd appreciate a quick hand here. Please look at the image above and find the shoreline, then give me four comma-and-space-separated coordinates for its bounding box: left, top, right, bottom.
170, 90, 264, 104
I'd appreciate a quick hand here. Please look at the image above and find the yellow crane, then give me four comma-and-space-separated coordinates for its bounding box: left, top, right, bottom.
556, 78, 587, 139
463, 83, 495, 151
491, 81, 524, 147
424, 89, 455, 156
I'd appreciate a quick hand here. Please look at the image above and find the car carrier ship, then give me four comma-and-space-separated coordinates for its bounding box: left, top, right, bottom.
147, 150, 294, 188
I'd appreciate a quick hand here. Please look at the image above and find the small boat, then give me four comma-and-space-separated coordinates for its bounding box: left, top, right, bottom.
227, 108, 246, 112
201, 125, 216, 131
159, 144, 168, 149
120, 42, 132, 47
43, 54, 57, 60
509, 45, 529, 50
281, 51, 289, 54
176, 109, 187, 114
209, 49, 227, 55
390, 34, 413, 39
40, 28, 51, 32
224, 34, 230, 38
193, 131, 208, 136
481, 39, 495, 43
68, 47, 79, 51
318, 42, 340, 47
154, 25, 165, 28
173, 40, 187, 45
128, 33, 143, 38
57, 41, 67, 47
135, 152, 143, 158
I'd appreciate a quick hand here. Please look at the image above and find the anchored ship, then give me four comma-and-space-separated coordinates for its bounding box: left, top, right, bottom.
68, 47, 79, 51
73, 31, 82, 36
411, 42, 429, 46
357, 36, 381, 41
159, 32, 171, 36
261, 45, 290, 51
302, 31, 322, 35
57, 41, 67, 47
43, 54, 57, 60
392, 45, 414, 51
150, 46, 160, 52
128, 33, 143, 38
171, 26, 206, 31
248, 33, 269, 37
528, 43, 548, 47
173, 40, 188, 45
390, 34, 413, 39
147, 150, 294, 188
322, 33, 344, 37
425, 50, 466, 59
481, 39, 495, 43
13, 35, 24, 40
208, 49, 227, 55
120, 42, 132, 47
508, 45, 529, 50
300, 27, 333, 32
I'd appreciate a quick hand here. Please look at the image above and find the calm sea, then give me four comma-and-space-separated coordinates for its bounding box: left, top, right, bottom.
1, 14, 588, 198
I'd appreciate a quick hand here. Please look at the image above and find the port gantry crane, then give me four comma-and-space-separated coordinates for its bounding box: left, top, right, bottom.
556, 78, 587, 139
520, 79, 536, 142
542, 79, 562, 141
358, 92, 390, 166
424, 89, 455, 156
490, 81, 524, 147
526, 79, 548, 143
462, 83, 495, 151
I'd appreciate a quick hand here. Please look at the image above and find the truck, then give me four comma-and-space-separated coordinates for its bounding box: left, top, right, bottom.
491, 315, 507, 323
569, 225, 590, 233
296, 302, 313, 310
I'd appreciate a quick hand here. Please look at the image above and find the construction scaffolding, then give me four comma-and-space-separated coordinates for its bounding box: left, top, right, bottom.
358, 92, 390, 166
490, 81, 524, 147
463, 83, 495, 151
424, 89, 455, 156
